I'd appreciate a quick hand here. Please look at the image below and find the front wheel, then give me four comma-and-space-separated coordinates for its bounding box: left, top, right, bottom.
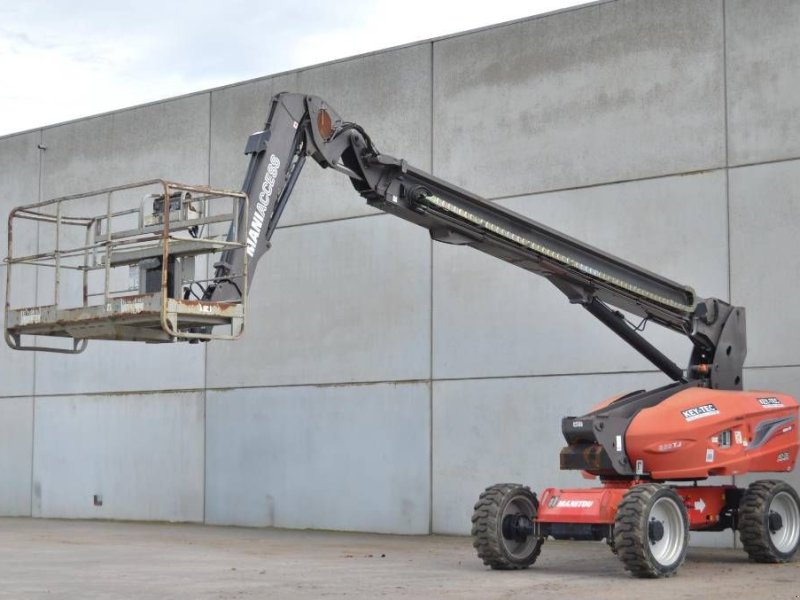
739, 480, 800, 563
613, 484, 689, 578
471, 483, 544, 569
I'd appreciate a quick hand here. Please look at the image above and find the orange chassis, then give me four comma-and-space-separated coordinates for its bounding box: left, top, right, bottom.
471, 386, 800, 579
536, 482, 733, 534
536, 387, 799, 536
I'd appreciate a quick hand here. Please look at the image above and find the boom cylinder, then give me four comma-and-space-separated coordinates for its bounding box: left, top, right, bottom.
582, 298, 685, 382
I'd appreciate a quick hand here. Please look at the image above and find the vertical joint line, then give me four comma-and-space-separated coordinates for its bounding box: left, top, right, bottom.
202, 362, 208, 524
430, 41, 435, 175
203, 92, 212, 524
722, 0, 732, 303
30, 128, 44, 517
429, 240, 434, 535
428, 40, 435, 535
207, 92, 213, 187
722, 2, 735, 550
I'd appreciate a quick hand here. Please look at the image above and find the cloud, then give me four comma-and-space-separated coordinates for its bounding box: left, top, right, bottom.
0, 0, 583, 136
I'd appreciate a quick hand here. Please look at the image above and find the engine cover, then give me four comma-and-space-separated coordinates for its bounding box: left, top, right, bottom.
625, 387, 799, 480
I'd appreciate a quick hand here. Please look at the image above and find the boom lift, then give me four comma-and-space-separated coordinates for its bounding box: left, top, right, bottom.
5, 93, 800, 577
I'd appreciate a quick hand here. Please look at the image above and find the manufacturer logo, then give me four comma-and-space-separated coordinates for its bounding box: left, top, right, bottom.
19, 309, 41, 326
556, 499, 594, 509
656, 441, 683, 453
547, 496, 559, 509
572, 421, 584, 428
681, 404, 719, 422
758, 397, 783, 408
106, 300, 144, 314
246, 154, 281, 258
777, 452, 790, 463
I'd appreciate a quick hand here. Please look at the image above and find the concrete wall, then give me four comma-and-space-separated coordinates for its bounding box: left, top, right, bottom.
1, 0, 798, 549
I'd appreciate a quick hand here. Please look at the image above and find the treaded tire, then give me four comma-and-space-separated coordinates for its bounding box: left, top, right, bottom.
471, 483, 543, 570
739, 480, 800, 563
613, 483, 689, 578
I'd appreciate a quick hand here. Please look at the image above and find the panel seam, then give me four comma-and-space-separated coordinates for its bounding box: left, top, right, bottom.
203, 91, 212, 525
30, 128, 44, 518
721, 0, 736, 550
722, 0, 732, 305
28, 361, 800, 400
428, 39, 435, 536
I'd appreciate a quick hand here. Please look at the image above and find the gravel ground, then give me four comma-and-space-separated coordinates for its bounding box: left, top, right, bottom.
0, 518, 797, 599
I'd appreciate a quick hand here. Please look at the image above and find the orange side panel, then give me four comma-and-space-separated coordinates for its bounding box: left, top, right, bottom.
625, 388, 799, 480
536, 484, 737, 530
588, 391, 637, 414
536, 485, 631, 525
674, 485, 732, 529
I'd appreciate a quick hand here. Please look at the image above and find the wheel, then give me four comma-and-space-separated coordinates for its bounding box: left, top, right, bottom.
738, 480, 800, 563
471, 483, 544, 569
613, 484, 689, 578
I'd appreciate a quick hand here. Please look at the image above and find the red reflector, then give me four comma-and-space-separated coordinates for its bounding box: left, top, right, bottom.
317, 109, 334, 140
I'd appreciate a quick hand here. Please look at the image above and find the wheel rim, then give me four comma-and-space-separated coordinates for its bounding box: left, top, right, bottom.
500, 495, 537, 559
769, 491, 800, 554
648, 497, 685, 566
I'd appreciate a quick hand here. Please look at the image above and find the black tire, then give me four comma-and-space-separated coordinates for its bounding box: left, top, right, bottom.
471, 483, 544, 570
613, 484, 689, 578
738, 480, 800, 563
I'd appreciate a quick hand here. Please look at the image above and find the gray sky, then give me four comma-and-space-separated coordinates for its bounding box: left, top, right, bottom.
0, 0, 586, 137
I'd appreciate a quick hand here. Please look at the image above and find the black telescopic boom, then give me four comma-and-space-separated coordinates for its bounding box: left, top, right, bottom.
217, 92, 745, 390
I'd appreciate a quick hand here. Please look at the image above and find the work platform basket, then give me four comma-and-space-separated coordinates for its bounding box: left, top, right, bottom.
4, 180, 248, 353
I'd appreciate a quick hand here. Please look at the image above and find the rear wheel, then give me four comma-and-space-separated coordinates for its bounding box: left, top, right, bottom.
613, 484, 689, 578
471, 483, 544, 569
739, 480, 800, 563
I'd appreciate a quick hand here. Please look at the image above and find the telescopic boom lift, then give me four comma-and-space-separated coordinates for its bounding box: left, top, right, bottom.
5, 92, 799, 578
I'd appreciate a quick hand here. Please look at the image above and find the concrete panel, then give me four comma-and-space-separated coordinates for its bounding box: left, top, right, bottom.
726, 0, 800, 165
0, 131, 39, 397
746, 366, 800, 400
0, 266, 35, 397
34, 337, 206, 395
209, 77, 278, 192
41, 94, 210, 199
205, 383, 430, 534
207, 214, 431, 388
32, 391, 204, 521
433, 171, 728, 380
0, 397, 33, 516
209, 44, 432, 227
0, 130, 40, 255
730, 160, 800, 367
432, 0, 725, 199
